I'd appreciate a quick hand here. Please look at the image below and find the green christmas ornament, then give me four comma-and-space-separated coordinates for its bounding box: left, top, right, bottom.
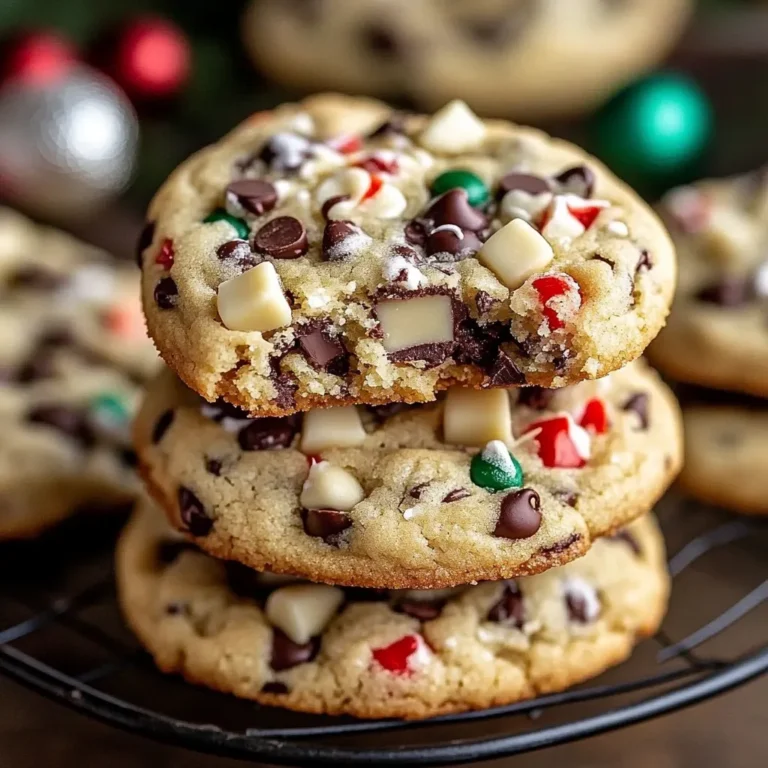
204, 208, 249, 239
91, 392, 129, 426
590, 72, 713, 192
430, 169, 489, 207
470, 441, 524, 491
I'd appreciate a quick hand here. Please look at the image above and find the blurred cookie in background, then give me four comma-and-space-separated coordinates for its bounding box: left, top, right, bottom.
242, 0, 692, 120
0, 208, 157, 539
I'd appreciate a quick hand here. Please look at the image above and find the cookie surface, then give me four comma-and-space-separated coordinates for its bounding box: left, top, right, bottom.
0, 208, 157, 538
680, 405, 768, 516
243, 0, 691, 120
134, 359, 681, 588
141, 94, 675, 418
650, 171, 768, 397
117, 499, 669, 720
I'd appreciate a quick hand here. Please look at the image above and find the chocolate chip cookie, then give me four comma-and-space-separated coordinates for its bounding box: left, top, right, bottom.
134, 358, 681, 588
117, 498, 669, 719
680, 405, 768, 516
650, 170, 768, 397
141, 94, 676, 418
243, 0, 691, 120
0, 207, 157, 538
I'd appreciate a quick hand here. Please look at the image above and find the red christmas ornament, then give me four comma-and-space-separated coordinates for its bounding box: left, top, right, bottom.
579, 398, 609, 434
112, 18, 190, 99
372, 634, 423, 674
532, 274, 581, 331
2, 31, 76, 86
525, 415, 590, 469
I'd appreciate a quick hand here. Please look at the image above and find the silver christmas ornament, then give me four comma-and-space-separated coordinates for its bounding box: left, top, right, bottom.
0, 65, 139, 218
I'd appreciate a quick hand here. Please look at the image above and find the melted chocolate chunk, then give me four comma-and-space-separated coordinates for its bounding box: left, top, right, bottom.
554, 165, 595, 198
136, 220, 155, 267
497, 172, 551, 199
297, 321, 349, 373
238, 417, 298, 451
27, 405, 94, 449
553, 489, 579, 508
256, 133, 312, 173
609, 528, 642, 556
424, 190, 487, 231
397, 599, 444, 621
442, 488, 471, 503
270, 629, 319, 671
204, 457, 223, 476
408, 482, 430, 500
302, 508, 352, 542
389, 342, 454, 368
494, 489, 542, 540
539, 532, 581, 555
226, 179, 277, 216
261, 681, 289, 695
485, 350, 525, 386
216, 239, 258, 270
475, 290, 497, 316
404, 218, 430, 247
156, 539, 199, 565
321, 220, 363, 261
622, 392, 649, 430
696, 276, 751, 307
565, 584, 599, 624
154, 277, 179, 309
592, 254, 615, 270
269, 360, 298, 412
487, 582, 525, 626
635, 249, 653, 274
361, 22, 400, 58
517, 387, 555, 410
253, 216, 308, 259
177, 486, 212, 536
152, 409, 174, 444
426, 227, 482, 258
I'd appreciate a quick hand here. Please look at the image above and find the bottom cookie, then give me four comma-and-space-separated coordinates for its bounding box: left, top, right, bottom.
117, 498, 669, 720
681, 406, 768, 516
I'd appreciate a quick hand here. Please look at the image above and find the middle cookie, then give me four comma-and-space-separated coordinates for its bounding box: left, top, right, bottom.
135, 360, 681, 589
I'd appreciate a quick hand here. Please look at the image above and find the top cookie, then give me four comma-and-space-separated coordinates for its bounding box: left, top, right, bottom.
141, 94, 675, 418
649, 171, 768, 397
243, 0, 691, 120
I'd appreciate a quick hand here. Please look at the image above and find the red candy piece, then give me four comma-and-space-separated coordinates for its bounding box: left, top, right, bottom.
579, 398, 609, 434
532, 274, 580, 331
525, 415, 589, 469
355, 156, 399, 175
155, 238, 175, 269
332, 135, 363, 155
2, 31, 76, 86
372, 634, 421, 675
567, 203, 603, 230
362, 174, 384, 202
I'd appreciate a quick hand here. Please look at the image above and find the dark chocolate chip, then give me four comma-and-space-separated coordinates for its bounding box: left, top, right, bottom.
539, 532, 581, 555
136, 220, 156, 267
408, 482, 430, 500
442, 488, 471, 503
494, 489, 542, 540
297, 322, 348, 373
270, 629, 319, 671
389, 342, 454, 368
635, 249, 653, 274
302, 508, 352, 543
397, 599, 444, 621
321, 220, 363, 261
238, 417, 298, 451
154, 277, 179, 309
321, 195, 350, 220
216, 239, 258, 270
361, 22, 400, 58
454, 318, 510, 369
257, 133, 312, 173
565, 584, 599, 624
554, 165, 595, 198
253, 216, 308, 259
261, 681, 290, 695
8, 266, 65, 291
205, 457, 223, 476
27, 405, 94, 449
152, 409, 175, 444
426, 227, 482, 258
622, 393, 649, 430
368, 114, 407, 139
177, 486, 212, 536
226, 179, 278, 216
475, 290, 497, 316
165, 602, 189, 616
424, 189, 487, 231
487, 582, 525, 626
485, 350, 525, 387
609, 529, 642, 556
120, 448, 138, 468
517, 387, 555, 410
497, 172, 551, 199
696, 276, 751, 307
156, 539, 199, 565
404, 219, 430, 247
553, 490, 579, 508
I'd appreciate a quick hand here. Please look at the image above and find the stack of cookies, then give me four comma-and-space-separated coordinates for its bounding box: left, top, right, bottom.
119, 95, 682, 718
651, 172, 768, 516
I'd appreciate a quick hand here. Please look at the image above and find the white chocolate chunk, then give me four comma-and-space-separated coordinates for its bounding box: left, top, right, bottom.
265, 584, 345, 645
300, 461, 365, 511
419, 100, 486, 154
300, 406, 367, 453
360, 181, 407, 219
316, 167, 370, 212
500, 189, 553, 223
541, 196, 585, 242
376, 295, 454, 353
217, 262, 292, 333
478, 219, 554, 290
443, 388, 513, 446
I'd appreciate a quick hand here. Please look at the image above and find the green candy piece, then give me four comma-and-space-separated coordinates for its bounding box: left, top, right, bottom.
204, 208, 250, 239
91, 393, 129, 425
470, 442, 524, 492
430, 169, 489, 207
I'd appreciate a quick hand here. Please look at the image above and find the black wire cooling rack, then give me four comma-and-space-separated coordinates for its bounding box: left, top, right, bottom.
0, 496, 765, 768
